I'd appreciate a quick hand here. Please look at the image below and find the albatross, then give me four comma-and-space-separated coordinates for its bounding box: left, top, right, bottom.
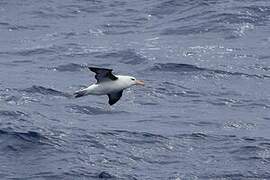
74, 67, 145, 105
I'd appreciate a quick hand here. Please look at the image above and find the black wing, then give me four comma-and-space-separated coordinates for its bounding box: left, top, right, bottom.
88, 67, 118, 83
107, 91, 123, 105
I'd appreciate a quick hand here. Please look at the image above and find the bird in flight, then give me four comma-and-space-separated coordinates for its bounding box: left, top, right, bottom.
74, 67, 144, 105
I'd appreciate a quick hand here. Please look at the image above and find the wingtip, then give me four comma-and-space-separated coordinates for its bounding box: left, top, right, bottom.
88, 66, 113, 72
88, 66, 95, 71
108, 101, 115, 106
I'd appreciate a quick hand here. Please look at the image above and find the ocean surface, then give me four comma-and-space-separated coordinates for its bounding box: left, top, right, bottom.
0, 0, 270, 179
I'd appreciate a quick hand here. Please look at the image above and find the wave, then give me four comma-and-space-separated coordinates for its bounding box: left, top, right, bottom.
150, 63, 270, 79
67, 105, 127, 115
97, 129, 168, 145
48, 63, 84, 72
21, 85, 71, 97
0, 44, 74, 57
203, 173, 270, 179
0, 22, 49, 31
95, 49, 147, 65
0, 110, 28, 119
230, 139, 270, 161
0, 129, 48, 147
29, 10, 75, 19
97, 171, 114, 179
150, 63, 203, 72
148, 1, 270, 38
1, 46, 62, 57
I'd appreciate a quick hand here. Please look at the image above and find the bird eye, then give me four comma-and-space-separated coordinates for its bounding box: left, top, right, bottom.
131, 78, 135, 81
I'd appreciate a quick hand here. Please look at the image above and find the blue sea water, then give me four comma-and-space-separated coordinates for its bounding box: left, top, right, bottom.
0, 0, 270, 179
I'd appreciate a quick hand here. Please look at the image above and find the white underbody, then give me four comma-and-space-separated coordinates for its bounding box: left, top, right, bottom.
82, 75, 133, 95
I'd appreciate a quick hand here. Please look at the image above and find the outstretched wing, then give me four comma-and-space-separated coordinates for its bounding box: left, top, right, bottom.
107, 91, 123, 105
88, 67, 118, 83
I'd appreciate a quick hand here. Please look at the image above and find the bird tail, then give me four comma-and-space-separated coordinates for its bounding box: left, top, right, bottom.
73, 89, 88, 98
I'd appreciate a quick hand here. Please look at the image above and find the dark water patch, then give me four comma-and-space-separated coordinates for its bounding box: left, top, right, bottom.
150, 63, 270, 79
7, 25, 33, 31
95, 49, 147, 65
171, 10, 215, 23
12, 60, 34, 64
116, 20, 143, 26
47, 63, 85, 72
30, 9, 76, 19
61, 32, 77, 39
235, 145, 264, 152
181, 121, 221, 128
113, 129, 168, 139
161, 22, 233, 37
144, 159, 181, 166
67, 105, 126, 115
0, 22, 9, 26
78, 134, 106, 149
230, 144, 270, 161
0, 129, 48, 146
98, 171, 114, 179
2, 45, 67, 57
154, 83, 202, 98
148, 0, 184, 17
137, 101, 159, 106
0, 22, 35, 31
0, 62, 17, 67
59, 2, 106, 15
0, 110, 28, 118
150, 63, 204, 72
102, 22, 140, 29
259, 142, 270, 148
242, 137, 257, 142
100, 24, 136, 35
147, 0, 217, 18
135, 119, 155, 123
174, 133, 237, 142
61, 167, 95, 179
162, 81, 190, 90
239, 102, 270, 109
189, 132, 208, 139
103, 130, 168, 145
24, 173, 64, 180
262, 67, 270, 71
207, 98, 240, 107
97, 130, 168, 146
12, 131, 45, 143
0, 128, 65, 154
21, 85, 70, 97
201, 173, 245, 179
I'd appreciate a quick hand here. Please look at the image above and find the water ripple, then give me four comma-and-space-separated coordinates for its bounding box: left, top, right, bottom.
95, 49, 147, 65
47, 63, 84, 72
21, 85, 70, 97
150, 63, 270, 78
67, 105, 127, 115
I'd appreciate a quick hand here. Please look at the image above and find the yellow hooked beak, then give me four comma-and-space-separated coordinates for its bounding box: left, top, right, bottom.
135, 80, 145, 86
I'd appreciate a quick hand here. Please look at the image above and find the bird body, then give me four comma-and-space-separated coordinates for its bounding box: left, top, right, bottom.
74, 67, 144, 105
78, 75, 137, 95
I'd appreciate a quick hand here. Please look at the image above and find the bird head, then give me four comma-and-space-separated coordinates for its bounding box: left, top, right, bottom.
130, 76, 145, 86
120, 76, 145, 87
